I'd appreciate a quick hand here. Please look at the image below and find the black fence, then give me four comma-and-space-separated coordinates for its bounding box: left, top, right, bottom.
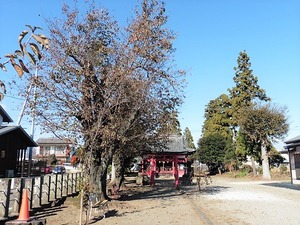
0, 172, 82, 221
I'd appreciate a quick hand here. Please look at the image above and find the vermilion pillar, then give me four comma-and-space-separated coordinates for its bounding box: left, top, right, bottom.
150, 157, 156, 186
174, 156, 179, 188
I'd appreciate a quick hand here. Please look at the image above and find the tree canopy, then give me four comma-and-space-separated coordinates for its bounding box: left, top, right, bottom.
228, 51, 270, 137
202, 93, 231, 139
198, 51, 288, 176
239, 103, 289, 178
196, 133, 227, 171
239, 104, 289, 144
16, 0, 186, 198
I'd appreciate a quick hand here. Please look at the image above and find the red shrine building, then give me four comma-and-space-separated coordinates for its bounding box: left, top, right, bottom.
142, 135, 195, 187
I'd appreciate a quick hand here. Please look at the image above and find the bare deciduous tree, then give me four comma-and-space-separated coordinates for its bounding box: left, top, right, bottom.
24, 0, 185, 202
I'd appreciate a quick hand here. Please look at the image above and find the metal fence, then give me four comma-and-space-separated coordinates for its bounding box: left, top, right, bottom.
0, 172, 82, 220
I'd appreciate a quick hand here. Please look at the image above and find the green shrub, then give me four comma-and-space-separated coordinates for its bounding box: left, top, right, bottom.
227, 169, 249, 178
235, 170, 248, 177
240, 164, 252, 173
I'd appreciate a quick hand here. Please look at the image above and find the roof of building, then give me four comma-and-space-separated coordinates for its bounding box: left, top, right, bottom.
164, 135, 195, 154
0, 125, 37, 147
36, 137, 73, 145
284, 135, 300, 150
285, 135, 300, 144
145, 135, 195, 155
0, 105, 13, 123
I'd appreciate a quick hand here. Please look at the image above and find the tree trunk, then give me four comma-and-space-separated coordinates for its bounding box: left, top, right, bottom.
99, 167, 108, 200
85, 149, 112, 201
251, 156, 257, 176
87, 151, 101, 192
111, 161, 116, 181
231, 128, 236, 143
261, 143, 271, 179
110, 154, 126, 189
115, 162, 125, 189
99, 155, 112, 200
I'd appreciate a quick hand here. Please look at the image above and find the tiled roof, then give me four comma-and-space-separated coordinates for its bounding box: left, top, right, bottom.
157, 135, 195, 154
36, 137, 73, 145
285, 135, 300, 144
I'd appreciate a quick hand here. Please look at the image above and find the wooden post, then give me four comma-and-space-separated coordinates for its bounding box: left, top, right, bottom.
54, 174, 58, 199
30, 178, 35, 209
61, 174, 63, 197
48, 175, 51, 203
39, 176, 43, 206
71, 173, 74, 194
75, 173, 78, 192
288, 150, 293, 184
66, 174, 69, 196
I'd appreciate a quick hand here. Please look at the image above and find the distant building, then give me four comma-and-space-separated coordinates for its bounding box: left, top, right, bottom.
35, 137, 75, 164
0, 105, 37, 177
284, 135, 300, 184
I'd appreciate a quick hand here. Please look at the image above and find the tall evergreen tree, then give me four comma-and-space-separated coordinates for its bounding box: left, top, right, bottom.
183, 127, 195, 149
228, 51, 270, 141
202, 94, 231, 139
201, 51, 272, 172
166, 112, 182, 135
227, 51, 271, 174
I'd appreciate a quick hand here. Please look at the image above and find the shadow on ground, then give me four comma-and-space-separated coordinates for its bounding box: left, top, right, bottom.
193, 185, 231, 196
119, 177, 231, 202
119, 178, 184, 201
261, 182, 300, 191
32, 197, 68, 220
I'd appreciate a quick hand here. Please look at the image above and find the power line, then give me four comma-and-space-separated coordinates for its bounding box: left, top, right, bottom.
3, 94, 24, 101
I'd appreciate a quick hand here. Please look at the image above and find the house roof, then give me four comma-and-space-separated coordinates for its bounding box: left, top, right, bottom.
0, 105, 13, 123
284, 135, 300, 150
285, 135, 300, 144
36, 137, 73, 145
0, 125, 37, 147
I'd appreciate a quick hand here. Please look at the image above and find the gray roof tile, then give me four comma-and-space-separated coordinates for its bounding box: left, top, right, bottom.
285, 135, 300, 144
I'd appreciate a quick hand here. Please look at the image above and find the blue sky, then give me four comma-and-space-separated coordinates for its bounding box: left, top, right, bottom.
0, 0, 299, 149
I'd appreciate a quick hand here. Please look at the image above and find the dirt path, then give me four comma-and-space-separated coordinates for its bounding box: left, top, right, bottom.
33, 175, 300, 225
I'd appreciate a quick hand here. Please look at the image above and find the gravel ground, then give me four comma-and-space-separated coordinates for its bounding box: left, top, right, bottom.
32, 175, 300, 225
195, 176, 300, 225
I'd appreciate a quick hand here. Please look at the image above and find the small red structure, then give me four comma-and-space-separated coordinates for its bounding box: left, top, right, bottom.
142, 135, 195, 188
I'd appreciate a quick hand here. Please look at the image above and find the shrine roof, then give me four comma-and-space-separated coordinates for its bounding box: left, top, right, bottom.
149, 135, 195, 155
